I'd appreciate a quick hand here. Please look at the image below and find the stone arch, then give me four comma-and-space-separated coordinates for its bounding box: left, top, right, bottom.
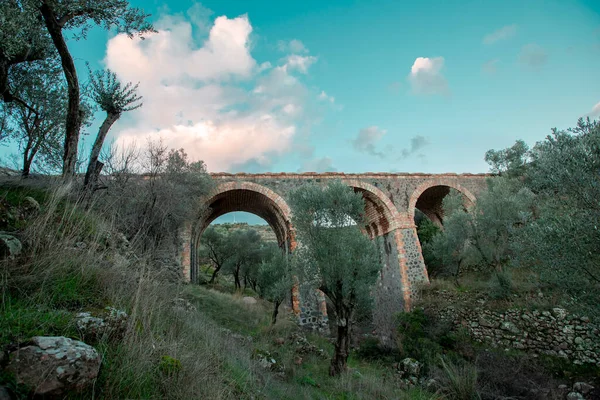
409, 179, 476, 226
188, 181, 294, 283
344, 179, 401, 238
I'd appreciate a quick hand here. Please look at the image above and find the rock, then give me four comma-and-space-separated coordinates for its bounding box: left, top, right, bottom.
75, 308, 127, 341
566, 392, 585, 400
75, 312, 107, 340
574, 337, 584, 345
479, 315, 499, 328
5, 336, 101, 396
399, 357, 421, 377
500, 321, 520, 334
573, 382, 594, 395
242, 296, 257, 305
0, 233, 21, 259
552, 308, 567, 320
171, 298, 197, 312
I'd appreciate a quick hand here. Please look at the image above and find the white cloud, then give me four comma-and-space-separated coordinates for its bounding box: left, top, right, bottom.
318, 90, 335, 103
519, 44, 548, 69
352, 126, 387, 158
105, 9, 320, 172
408, 57, 449, 95
483, 24, 517, 45
280, 54, 318, 74
278, 39, 308, 54
588, 101, 600, 117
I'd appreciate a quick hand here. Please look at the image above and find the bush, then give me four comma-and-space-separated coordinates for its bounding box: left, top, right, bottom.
159, 355, 182, 376
396, 309, 449, 363
488, 270, 513, 300
435, 356, 480, 400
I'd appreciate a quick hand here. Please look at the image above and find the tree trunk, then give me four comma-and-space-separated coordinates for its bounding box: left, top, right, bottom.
84, 112, 120, 190
209, 264, 222, 283
39, 2, 81, 178
233, 265, 241, 291
329, 313, 350, 376
271, 300, 281, 325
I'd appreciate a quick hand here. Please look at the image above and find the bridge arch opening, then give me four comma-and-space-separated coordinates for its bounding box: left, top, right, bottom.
409, 181, 476, 228
346, 180, 400, 239
189, 182, 294, 283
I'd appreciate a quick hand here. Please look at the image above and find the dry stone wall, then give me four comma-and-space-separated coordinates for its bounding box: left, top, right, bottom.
437, 305, 600, 366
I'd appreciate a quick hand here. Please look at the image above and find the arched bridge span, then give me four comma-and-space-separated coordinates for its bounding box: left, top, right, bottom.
181, 172, 488, 341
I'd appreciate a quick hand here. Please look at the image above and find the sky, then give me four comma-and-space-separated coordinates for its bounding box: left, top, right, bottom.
6, 0, 600, 223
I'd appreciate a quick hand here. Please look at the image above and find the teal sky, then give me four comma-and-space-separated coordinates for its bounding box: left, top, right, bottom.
70, 0, 600, 224
5, 1, 600, 223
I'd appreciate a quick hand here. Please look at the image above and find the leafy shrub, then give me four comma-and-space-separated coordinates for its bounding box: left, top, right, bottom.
396, 309, 448, 362
356, 337, 390, 360
159, 355, 182, 376
436, 356, 480, 400
488, 270, 512, 300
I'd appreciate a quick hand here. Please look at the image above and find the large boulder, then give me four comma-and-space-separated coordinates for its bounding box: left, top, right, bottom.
0, 233, 21, 259
5, 336, 101, 396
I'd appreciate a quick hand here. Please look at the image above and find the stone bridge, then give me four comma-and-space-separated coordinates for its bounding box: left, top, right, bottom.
182, 172, 488, 342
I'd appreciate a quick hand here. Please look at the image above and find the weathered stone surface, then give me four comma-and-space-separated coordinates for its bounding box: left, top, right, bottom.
567, 392, 585, 400
75, 307, 127, 341
400, 358, 421, 376
573, 382, 594, 395
0, 232, 21, 259
171, 297, 197, 312
433, 294, 600, 367
5, 336, 101, 396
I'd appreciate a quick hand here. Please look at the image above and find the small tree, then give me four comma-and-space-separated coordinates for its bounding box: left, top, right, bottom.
33, 0, 154, 176
4, 59, 70, 176
84, 66, 142, 191
223, 229, 262, 291
289, 180, 381, 376
426, 179, 535, 284
200, 226, 234, 284
257, 246, 293, 325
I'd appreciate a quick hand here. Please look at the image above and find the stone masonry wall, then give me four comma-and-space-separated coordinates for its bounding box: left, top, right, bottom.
437, 306, 600, 367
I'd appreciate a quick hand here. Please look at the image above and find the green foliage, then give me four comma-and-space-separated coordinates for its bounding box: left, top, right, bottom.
289, 180, 383, 375
0, 296, 75, 346
355, 337, 391, 361
396, 309, 445, 362
417, 215, 440, 245
3, 58, 69, 175
425, 177, 535, 280
488, 270, 513, 300
87, 64, 142, 114
436, 356, 480, 400
159, 355, 182, 376
484, 139, 530, 177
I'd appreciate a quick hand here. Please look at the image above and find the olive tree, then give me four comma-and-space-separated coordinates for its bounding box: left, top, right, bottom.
425, 178, 535, 286
199, 226, 234, 284
257, 246, 293, 325
37, 0, 153, 176
84, 66, 142, 191
512, 118, 600, 315
2, 59, 66, 176
289, 180, 381, 376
